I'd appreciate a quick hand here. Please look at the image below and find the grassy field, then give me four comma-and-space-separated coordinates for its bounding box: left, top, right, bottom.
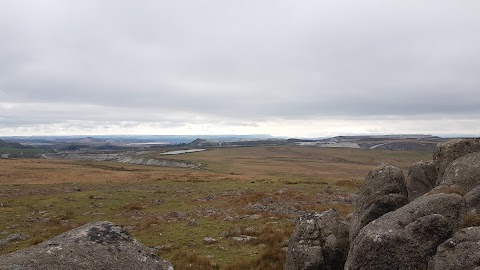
0, 146, 47, 154
0, 146, 431, 269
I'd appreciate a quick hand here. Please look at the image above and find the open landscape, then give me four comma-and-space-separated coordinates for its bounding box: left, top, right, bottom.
2, 1, 479, 268
0, 143, 432, 269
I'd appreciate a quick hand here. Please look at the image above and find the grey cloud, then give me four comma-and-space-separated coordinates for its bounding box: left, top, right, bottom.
1, 0, 480, 134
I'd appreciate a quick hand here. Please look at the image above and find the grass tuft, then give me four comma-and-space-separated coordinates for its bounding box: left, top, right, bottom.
172, 252, 220, 270
462, 213, 480, 228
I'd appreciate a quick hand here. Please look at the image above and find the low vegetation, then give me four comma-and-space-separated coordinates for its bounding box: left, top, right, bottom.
0, 146, 431, 269
462, 213, 480, 228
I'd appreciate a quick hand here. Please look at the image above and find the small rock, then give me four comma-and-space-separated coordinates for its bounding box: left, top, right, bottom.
203, 237, 217, 244
262, 197, 274, 204
170, 211, 186, 219
248, 214, 262, 220
152, 199, 166, 205
244, 227, 256, 235
187, 219, 199, 226
64, 187, 81, 193
6, 234, 26, 242
232, 235, 257, 242
223, 216, 235, 221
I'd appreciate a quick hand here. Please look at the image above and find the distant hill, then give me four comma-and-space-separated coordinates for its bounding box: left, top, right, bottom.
0, 139, 49, 158
0, 139, 24, 148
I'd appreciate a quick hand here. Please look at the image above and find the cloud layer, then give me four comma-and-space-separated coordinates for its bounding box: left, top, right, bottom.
1, 0, 480, 136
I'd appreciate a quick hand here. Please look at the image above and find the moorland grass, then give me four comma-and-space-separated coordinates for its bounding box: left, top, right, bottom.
0, 146, 431, 269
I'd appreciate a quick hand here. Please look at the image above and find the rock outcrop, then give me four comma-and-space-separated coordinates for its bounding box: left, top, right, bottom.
465, 186, 480, 215
285, 209, 349, 270
433, 138, 480, 179
430, 226, 480, 270
439, 151, 480, 192
284, 138, 480, 270
406, 160, 437, 201
344, 193, 465, 270
349, 164, 408, 242
0, 221, 173, 270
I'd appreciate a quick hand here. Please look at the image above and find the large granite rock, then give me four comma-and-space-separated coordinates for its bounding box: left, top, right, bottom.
344, 193, 465, 270
465, 186, 480, 215
284, 209, 349, 270
0, 221, 173, 270
439, 152, 480, 192
406, 160, 437, 201
430, 226, 480, 270
349, 164, 408, 242
433, 138, 480, 179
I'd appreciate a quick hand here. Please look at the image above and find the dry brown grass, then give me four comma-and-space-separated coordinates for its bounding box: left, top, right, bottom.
172, 252, 220, 270
225, 226, 292, 270
0, 146, 431, 268
152, 146, 431, 180
462, 214, 480, 228
122, 202, 146, 211
335, 179, 363, 188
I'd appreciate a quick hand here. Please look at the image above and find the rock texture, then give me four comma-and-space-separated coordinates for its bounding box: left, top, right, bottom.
433, 138, 480, 179
344, 193, 465, 270
285, 209, 349, 270
406, 160, 437, 201
284, 138, 480, 270
0, 221, 173, 270
439, 152, 480, 192
430, 226, 480, 270
465, 186, 480, 215
349, 164, 408, 242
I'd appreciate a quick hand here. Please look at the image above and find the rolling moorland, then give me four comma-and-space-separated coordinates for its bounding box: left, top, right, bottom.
0, 136, 434, 269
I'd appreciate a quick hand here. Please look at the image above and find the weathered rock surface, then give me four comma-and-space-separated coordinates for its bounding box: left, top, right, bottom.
406, 160, 437, 201
439, 152, 480, 192
285, 209, 349, 270
349, 164, 408, 242
465, 186, 480, 215
0, 221, 173, 270
344, 193, 465, 270
430, 226, 480, 270
433, 138, 480, 179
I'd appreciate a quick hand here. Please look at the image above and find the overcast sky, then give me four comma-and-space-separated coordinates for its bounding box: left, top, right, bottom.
1, 0, 480, 137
